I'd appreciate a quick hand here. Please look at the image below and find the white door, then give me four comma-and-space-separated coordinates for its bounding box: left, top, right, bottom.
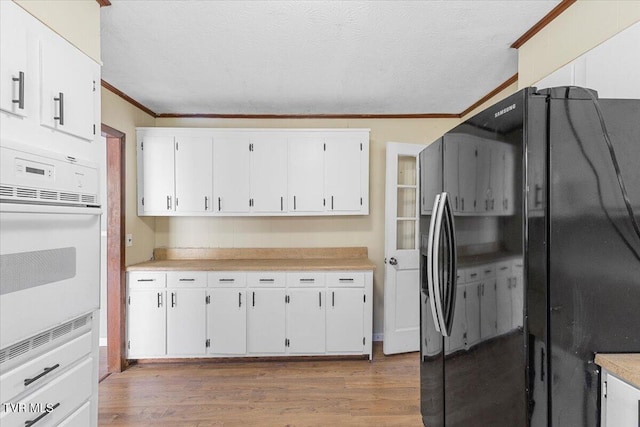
175, 136, 213, 213
208, 289, 246, 354
40, 35, 95, 141
127, 290, 166, 357
288, 137, 325, 213
0, 1, 28, 117
166, 288, 206, 355
326, 288, 364, 353
213, 134, 251, 213
247, 288, 286, 354
325, 137, 362, 212
251, 135, 288, 213
287, 288, 325, 354
141, 136, 175, 213
383, 142, 424, 355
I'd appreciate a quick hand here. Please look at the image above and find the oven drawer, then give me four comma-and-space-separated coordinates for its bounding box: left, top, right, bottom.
0, 356, 93, 427
0, 332, 91, 402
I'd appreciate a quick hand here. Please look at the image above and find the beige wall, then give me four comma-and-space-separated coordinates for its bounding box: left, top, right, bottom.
101, 88, 156, 266
152, 117, 459, 334
14, 0, 101, 63
518, 0, 640, 88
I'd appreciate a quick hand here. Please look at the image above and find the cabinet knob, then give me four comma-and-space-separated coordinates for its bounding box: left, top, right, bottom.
389, 257, 398, 266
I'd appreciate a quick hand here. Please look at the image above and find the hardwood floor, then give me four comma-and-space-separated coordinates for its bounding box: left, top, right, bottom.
98, 343, 422, 426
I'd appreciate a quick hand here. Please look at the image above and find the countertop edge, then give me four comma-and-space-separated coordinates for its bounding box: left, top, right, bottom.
595, 353, 640, 389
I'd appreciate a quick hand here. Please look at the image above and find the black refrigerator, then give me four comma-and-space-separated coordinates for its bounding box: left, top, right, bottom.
419, 86, 640, 427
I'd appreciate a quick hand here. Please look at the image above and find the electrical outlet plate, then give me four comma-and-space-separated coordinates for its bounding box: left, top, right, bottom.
125, 234, 133, 247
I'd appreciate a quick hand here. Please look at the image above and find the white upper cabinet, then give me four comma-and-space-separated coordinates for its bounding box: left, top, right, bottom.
457, 138, 477, 214
288, 137, 325, 213
250, 134, 287, 213
213, 134, 251, 214
40, 34, 95, 141
175, 136, 213, 214
137, 128, 370, 217
325, 136, 365, 212
0, 1, 29, 118
140, 135, 175, 214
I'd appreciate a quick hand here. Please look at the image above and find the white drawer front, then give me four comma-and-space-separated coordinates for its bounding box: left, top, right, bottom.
128, 272, 166, 288
208, 272, 247, 288
287, 272, 325, 287
456, 269, 465, 284
496, 261, 512, 277
247, 272, 286, 288
167, 271, 207, 288
0, 332, 91, 402
465, 267, 482, 283
480, 264, 496, 279
325, 272, 365, 287
57, 401, 90, 427
0, 357, 93, 427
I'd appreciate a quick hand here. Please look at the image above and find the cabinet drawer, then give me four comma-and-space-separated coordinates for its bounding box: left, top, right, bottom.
480, 264, 495, 279
287, 272, 325, 287
247, 272, 286, 287
456, 269, 465, 284
326, 272, 365, 287
128, 272, 166, 288
496, 261, 512, 277
208, 272, 246, 288
58, 401, 90, 427
465, 267, 482, 283
167, 271, 207, 288
0, 357, 93, 427
0, 332, 91, 402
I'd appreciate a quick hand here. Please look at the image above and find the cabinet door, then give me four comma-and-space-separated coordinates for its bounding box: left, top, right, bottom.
421, 139, 443, 214
213, 135, 251, 213
475, 140, 492, 213
287, 288, 325, 354
490, 144, 505, 214
446, 286, 466, 354
326, 288, 364, 352
325, 138, 362, 212
604, 372, 640, 427
208, 289, 246, 355
0, 1, 28, 117
502, 144, 516, 214
496, 273, 513, 335
480, 280, 497, 340
464, 283, 481, 347
40, 35, 95, 141
443, 138, 459, 212
175, 136, 213, 213
511, 261, 524, 329
128, 290, 166, 357
167, 288, 207, 355
247, 288, 286, 354
141, 136, 175, 214
457, 140, 477, 213
288, 137, 325, 213
251, 135, 288, 213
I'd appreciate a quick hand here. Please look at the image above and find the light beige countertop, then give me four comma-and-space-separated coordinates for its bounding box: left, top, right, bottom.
126, 247, 376, 272
595, 354, 640, 389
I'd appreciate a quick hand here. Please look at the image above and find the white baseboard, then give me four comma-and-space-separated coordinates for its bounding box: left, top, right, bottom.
99, 337, 107, 347
372, 333, 384, 342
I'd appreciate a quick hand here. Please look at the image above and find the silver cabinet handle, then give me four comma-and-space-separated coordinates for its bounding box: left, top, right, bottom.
281, 196, 283, 211
205, 196, 208, 210
171, 292, 176, 307
53, 92, 64, 125
219, 278, 235, 282
332, 291, 335, 307
300, 278, 315, 283
179, 278, 195, 282
259, 278, 274, 283
319, 292, 322, 307
239, 292, 242, 307
12, 71, 25, 109
331, 196, 334, 210
218, 197, 221, 211
157, 292, 162, 307
167, 195, 171, 210
339, 278, 354, 282
252, 291, 255, 307
293, 195, 297, 210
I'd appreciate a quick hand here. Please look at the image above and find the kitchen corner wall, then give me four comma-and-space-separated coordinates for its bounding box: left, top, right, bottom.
153, 117, 460, 335
518, 1, 640, 88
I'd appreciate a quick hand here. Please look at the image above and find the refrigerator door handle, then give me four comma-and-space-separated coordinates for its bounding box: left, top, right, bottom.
430, 192, 449, 336
427, 193, 443, 333
442, 193, 457, 336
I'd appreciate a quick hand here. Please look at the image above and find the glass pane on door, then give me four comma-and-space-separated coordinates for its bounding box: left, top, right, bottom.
397, 188, 417, 218
397, 219, 416, 250
398, 155, 417, 185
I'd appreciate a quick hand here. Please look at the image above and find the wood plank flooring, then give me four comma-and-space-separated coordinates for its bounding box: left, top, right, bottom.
98, 343, 422, 426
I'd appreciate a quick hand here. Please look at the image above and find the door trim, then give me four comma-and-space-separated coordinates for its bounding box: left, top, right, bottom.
102, 123, 127, 373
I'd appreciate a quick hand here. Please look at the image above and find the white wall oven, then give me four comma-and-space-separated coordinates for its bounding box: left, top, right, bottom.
0, 140, 100, 349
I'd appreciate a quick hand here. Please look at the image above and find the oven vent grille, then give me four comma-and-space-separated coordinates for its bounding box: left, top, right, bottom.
0, 185, 98, 207
0, 313, 93, 366
0, 186, 13, 197
16, 187, 37, 199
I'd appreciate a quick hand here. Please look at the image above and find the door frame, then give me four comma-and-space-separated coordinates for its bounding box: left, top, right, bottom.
102, 123, 127, 373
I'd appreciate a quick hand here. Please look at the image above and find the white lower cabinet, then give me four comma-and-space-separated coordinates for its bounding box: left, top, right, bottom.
464, 282, 481, 348
127, 269, 372, 359
208, 288, 246, 355
602, 370, 640, 427
479, 279, 497, 340
287, 288, 325, 354
446, 287, 466, 354
247, 288, 287, 354
326, 287, 365, 353
58, 401, 91, 427
167, 288, 207, 355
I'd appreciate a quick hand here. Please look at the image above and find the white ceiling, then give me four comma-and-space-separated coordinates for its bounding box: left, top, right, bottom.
100, 0, 561, 115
